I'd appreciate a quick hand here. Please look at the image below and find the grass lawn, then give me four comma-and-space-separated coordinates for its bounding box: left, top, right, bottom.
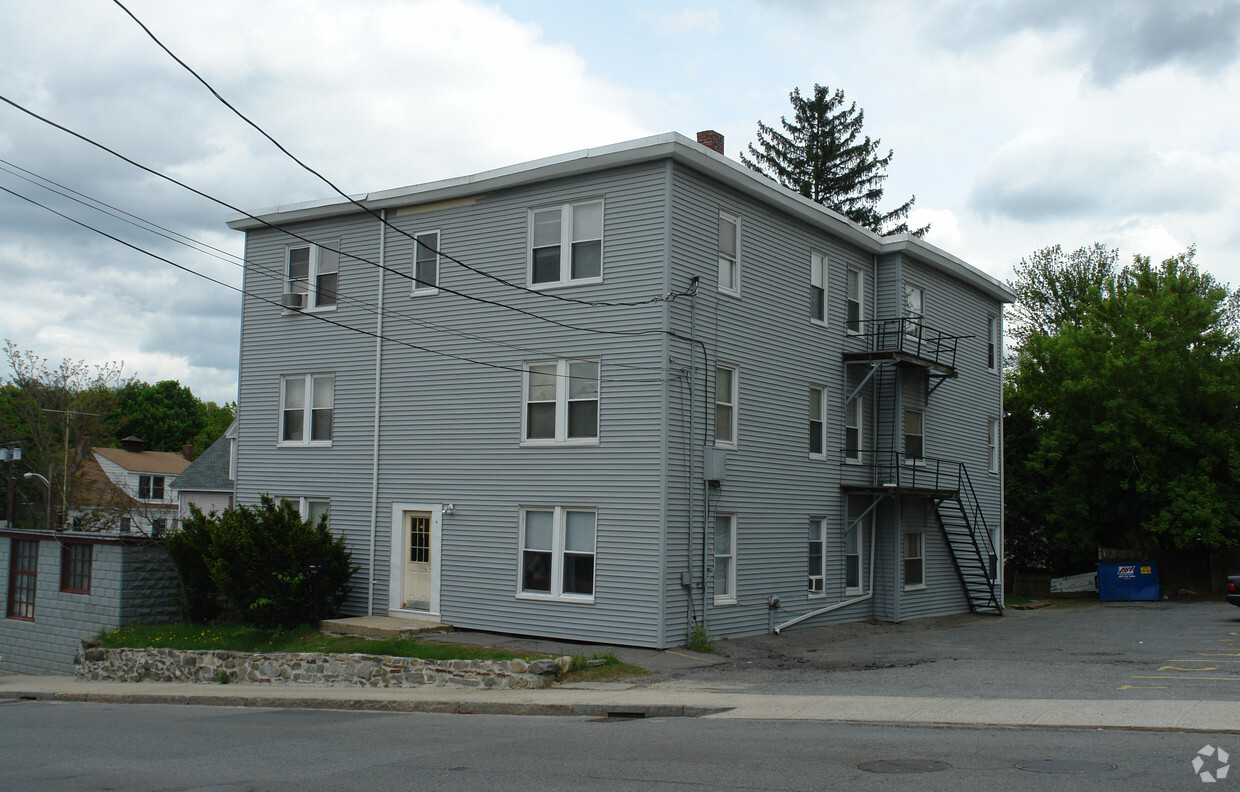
96, 623, 529, 662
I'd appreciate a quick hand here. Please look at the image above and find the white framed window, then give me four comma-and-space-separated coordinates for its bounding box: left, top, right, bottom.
902, 283, 923, 341
297, 497, 330, 528
280, 373, 334, 445
809, 386, 826, 458
718, 211, 740, 295
285, 240, 339, 310
844, 506, 867, 595
903, 531, 925, 589
987, 315, 1000, 371
522, 359, 599, 444
846, 268, 864, 334
713, 513, 736, 604
412, 231, 440, 294
529, 200, 603, 287
844, 396, 862, 462
808, 518, 825, 595
138, 475, 165, 500
810, 251, 827, 325
519, 506, 596, 599
904, 408, 924, 462
715, 365, 738, 448
988, 417, 1000, 474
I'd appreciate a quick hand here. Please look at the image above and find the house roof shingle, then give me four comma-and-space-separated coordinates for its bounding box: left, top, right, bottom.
92, 446, 191, 476
172, 431, 233, 493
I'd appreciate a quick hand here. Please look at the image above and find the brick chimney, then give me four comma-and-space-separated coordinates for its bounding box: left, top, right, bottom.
183, 444, 194, 461
696, 130, 724, 155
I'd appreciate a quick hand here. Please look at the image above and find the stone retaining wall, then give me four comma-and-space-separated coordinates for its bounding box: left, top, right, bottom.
76, 647, 569, 689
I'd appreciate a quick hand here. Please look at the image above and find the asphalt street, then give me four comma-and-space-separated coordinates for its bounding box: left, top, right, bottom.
0, 699, 1230, 791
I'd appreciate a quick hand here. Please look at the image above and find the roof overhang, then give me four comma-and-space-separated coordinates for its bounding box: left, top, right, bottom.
227, 132, 1016, 304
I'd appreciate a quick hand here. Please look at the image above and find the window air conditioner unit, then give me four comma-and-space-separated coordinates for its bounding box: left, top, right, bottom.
281, 292, 305, 309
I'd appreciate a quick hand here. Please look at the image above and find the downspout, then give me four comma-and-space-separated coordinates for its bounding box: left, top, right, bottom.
774, 496, 881, 633
367, 209, 387, 615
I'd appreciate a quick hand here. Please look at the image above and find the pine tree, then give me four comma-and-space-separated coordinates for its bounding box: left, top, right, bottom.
741, 85, 928, 237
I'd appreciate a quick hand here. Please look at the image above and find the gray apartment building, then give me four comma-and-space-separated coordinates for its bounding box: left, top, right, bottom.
225, 131, 1014, 648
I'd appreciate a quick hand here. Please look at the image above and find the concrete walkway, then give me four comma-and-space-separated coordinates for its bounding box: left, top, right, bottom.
2, 674, 1236, 733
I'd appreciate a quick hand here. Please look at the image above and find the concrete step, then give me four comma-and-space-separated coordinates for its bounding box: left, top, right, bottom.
320, 615, 452, 639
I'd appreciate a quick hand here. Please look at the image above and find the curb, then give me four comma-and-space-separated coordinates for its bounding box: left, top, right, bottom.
0, 689, 724, 719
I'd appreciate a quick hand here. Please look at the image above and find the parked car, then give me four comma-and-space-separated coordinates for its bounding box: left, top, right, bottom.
1228, 575, 1240, 607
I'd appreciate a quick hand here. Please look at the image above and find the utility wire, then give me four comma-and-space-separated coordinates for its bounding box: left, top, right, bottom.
0, 92, 687, 343
0, 183, 664, 385
0, 159, 667, 373
111, 0, 690, 310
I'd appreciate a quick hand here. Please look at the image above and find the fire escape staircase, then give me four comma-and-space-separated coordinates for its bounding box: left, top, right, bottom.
843, 318, 1002, 616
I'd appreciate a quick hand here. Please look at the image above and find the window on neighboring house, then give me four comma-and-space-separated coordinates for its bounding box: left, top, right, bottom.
810, 251, 827, 324
715, 366, 737, 447
523, 359, 600, 444
904, 408, 924, 462
7, 539, 38, 620
809, 386, 826, 457
280, 373, 334, 445
988, 418, 1000, 474
120, 517, 132, 534
718, 211, 739, 295
60, 543, 91, 594
903, 531, 925, 589
846, 268, 863, 333
151, 518, 167, 539
138, 475, 165, 500
902, 283, 923, 342
714, 514, 736, 604
808, 518, 825, 595
412, 231, 440, 294
844, 396, 862, 462
530, 201, 603, 286
987, 315, 999, 371
519, 507, 595, 599
285, 240, 339, 309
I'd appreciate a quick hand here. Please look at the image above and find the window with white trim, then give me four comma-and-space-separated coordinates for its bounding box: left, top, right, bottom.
903, 531, 925, 589
298, 497, 330, 528
718, 211, 739, 295
987, 315, 1000, 371
713, 514, 736, 604
904, 408, 924, 462
523, 359, 599, 444
529, 201, 603, 287
844, 396, 862, 462
412, 231, 440, 294
715, 365, 737, 447
808, 518, 825, 595
809, 386, 826, 458
988, 418, 1000, 474
844, 503, 866, 595
810, 251, 827, 324
285, 240, 339, 310
280, 373, 334, 445
519, 507, 595, 599
138, 475, 165, 500
846, 268, 864, 333
902, 283, 923, 341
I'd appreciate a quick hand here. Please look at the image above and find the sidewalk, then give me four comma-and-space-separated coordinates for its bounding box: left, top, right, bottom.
2, 673, 1237, 733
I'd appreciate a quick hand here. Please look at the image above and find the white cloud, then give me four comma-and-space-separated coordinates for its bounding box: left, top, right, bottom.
639, 8, 722, 36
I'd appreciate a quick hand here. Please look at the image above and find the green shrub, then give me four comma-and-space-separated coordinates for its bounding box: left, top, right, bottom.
166, 495, 356, 628
685, 624, 716, 653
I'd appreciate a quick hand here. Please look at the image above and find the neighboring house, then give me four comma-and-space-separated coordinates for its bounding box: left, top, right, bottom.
225, 130, 1014, 648
175, 420, 237, 519
84, 437, 190, 537
0, 528, 179, 673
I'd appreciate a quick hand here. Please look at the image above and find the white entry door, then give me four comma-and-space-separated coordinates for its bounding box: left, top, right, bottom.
402, 511, 432, 610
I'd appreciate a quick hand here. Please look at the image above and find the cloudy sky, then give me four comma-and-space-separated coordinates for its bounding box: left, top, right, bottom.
2, 0, 1238, 403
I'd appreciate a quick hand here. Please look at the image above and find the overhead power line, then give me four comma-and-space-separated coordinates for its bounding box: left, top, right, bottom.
111, 0, 689, 311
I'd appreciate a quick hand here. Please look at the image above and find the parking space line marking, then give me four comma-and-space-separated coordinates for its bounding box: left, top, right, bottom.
1118, 685, 1167, 690
1158, 666, 1218, 671
1196, 653, 1240, 657
1175, 658, 1240, 663
1132, 675, 1240, 681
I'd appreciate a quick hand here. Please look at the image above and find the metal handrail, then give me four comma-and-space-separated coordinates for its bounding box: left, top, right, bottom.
848, 317, 964, 369
840, 449, 958, 491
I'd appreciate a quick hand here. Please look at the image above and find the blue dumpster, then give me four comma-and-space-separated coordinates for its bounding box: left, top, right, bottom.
1096, 562, 1160, 601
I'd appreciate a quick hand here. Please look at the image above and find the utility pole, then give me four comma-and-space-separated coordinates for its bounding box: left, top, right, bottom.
42, 408, 100, 534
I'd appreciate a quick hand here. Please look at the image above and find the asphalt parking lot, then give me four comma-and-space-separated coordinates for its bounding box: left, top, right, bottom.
647, 599, 1240, 701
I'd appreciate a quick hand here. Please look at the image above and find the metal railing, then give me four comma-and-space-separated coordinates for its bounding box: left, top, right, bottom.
840, 449, 960, 492
848, 318, 963, 369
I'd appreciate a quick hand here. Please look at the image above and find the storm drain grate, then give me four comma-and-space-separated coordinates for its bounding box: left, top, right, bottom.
1016, 759, 1117, 774
858, 759, 950, 774
590, 711, 648, 722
